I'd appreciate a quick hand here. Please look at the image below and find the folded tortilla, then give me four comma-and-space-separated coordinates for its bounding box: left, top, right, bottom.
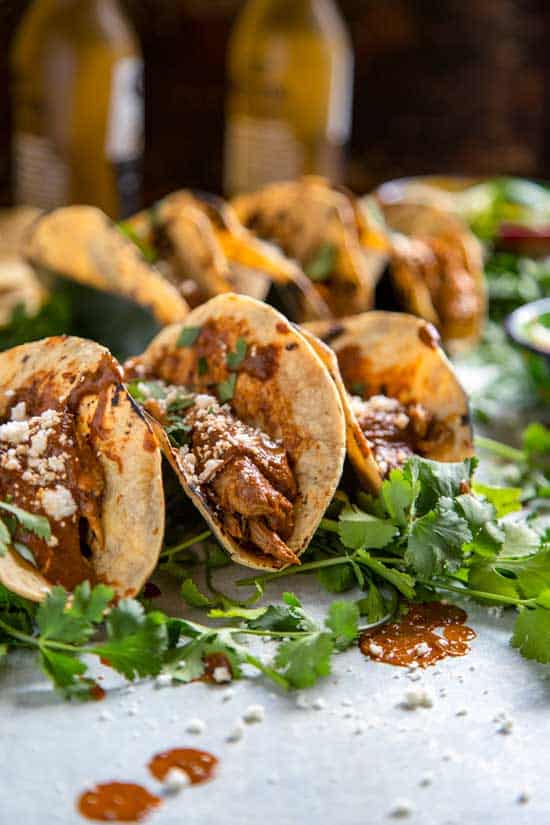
126, 293, 346, 571
0, 336, 164, 601
304, 312, 474, 493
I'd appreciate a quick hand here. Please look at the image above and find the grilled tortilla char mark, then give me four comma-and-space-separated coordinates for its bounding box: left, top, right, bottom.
136, 382, 299, 566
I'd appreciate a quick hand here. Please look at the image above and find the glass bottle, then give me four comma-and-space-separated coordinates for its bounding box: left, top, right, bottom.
11, 0, 144, 218
224, 0, 353, 195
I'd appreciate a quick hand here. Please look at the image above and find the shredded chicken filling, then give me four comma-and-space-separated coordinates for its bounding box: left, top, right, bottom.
350, 394, 444, 478
138, 381, 299, 567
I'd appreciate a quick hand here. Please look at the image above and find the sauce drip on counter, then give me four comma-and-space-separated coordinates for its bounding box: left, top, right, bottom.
148, 749, 218, 785
89, 682, 106, 701
360, 602, 476, 668
78, 782, 161, 822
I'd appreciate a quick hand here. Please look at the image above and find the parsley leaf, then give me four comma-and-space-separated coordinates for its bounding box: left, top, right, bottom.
226, 337, 248, 370
177, 326, 201, 348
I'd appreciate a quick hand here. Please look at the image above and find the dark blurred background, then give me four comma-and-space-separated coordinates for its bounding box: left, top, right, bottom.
1, 0, 548, 207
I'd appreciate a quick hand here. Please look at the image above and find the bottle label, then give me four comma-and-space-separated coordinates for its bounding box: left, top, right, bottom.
106, 57, 144, 217
14, 133, 69, 210
105, 57, 144, 162
224, 116, 304, 195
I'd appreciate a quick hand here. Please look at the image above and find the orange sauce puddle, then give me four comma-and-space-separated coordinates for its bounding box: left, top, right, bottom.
78, 782, 161, 822
148, 749, 218, 785
360, 602, 476, 668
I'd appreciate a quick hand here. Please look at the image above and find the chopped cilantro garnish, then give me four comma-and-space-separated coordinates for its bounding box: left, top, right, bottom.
217, 373, 237, 403
177, 326, 201, 348
304, 242, 337, 283
198, 356, 209, 376
226, 337, 248, 370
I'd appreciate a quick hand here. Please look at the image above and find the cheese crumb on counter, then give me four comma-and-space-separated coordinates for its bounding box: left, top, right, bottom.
185, 718, 206, 735
163, 768, 191, 793
243, 704, 265, 724
400, 689, 433, 710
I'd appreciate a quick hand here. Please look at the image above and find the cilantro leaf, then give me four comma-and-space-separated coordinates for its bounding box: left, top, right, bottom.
357, 582, 389, 625
408, 457, 476, 515
317, 562, 355, 593
355, 550, 416, 599
208, 605, 267, 621
338, 506, 397, 550
500, 522, 541, 557
39, 648, 87, 692
405, 498, 472, 578
226, 338, 248, 370
0, 501, 51, 542
177, 326, 201, 347
274, 632, 334, 688
511, 606, 550, 663
381, 469, 415, 526
468, 562, 520, 602
0, 517, 10, 557
472, 482, 522, 517
325, 601, 359, 651
94, 606, 168, 680
304, 243, 337, 283
36, 587, 94, 644
217, 373, 237, 403
180, 578, 213, 608
71, 581, 113, 623
523, 423, 550, 460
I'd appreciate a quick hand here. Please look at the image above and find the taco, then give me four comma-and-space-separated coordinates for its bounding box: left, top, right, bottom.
0, 336, 164, 601
232, 177, 388, 320
126, 293, 346, 571
22, 206, 190, 357
304, 312, 474, 493
379, 202, 486, 353
124, 190, 329, 320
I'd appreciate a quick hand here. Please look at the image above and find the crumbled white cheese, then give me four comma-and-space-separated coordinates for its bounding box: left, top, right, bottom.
212, 666, 232, 684
389, 799, 414, 818
226, 721, 245, 743
41, 486, 77, 520
368, 642, 384, 657
312, 697, 326, 711
185, 718, 205, 735
242, 704, 265, 724
10, 402, 27, 421
414, 641, 431, 657
155, 673, 172, 688
198, 458, 224, 484
400, 689, 433, 710
221, 688, 234, 702
0, 420, 30, 444
163, 767, 191, 793
498, 719, 513, 735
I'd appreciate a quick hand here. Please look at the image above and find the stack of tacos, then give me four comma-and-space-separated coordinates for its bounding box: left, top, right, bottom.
0, 336, 164, 601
